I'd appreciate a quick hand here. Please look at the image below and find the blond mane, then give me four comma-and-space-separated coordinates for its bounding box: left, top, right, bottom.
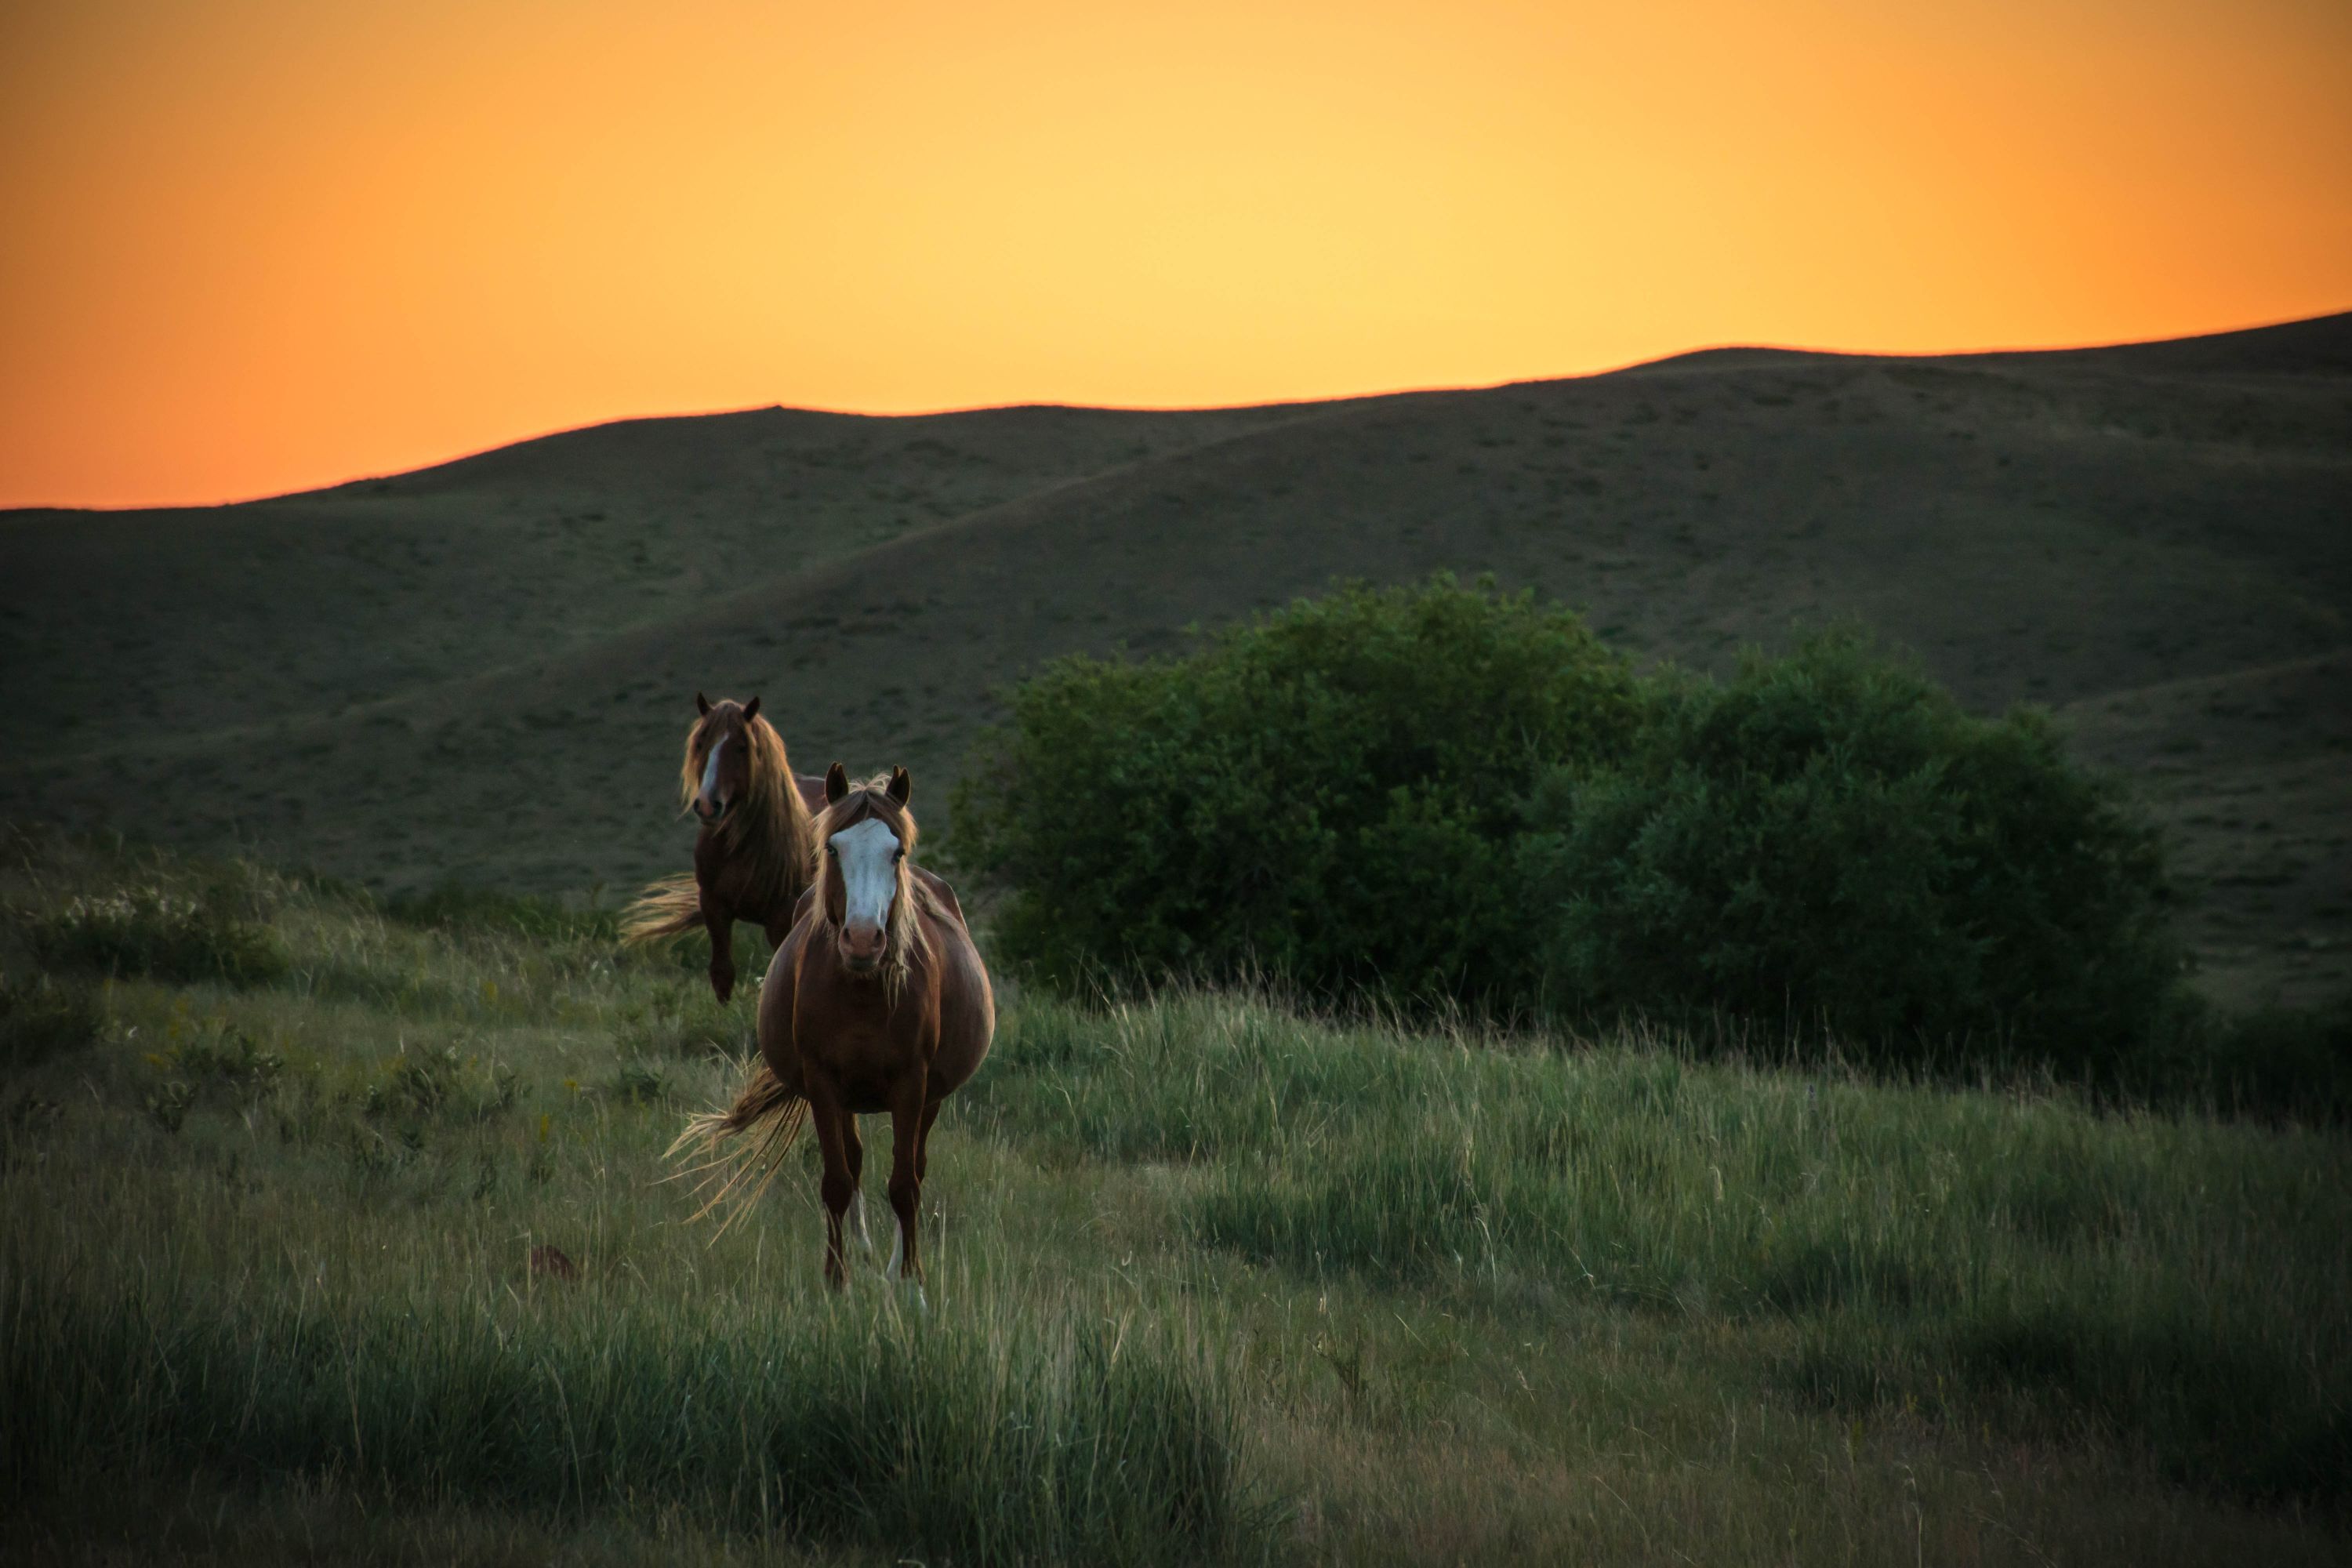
678, 704, 815, 907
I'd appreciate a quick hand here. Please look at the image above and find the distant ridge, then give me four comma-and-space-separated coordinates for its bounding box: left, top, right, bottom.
2, 310, 2346, 1004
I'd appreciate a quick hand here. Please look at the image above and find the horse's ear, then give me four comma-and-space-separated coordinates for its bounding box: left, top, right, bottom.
742, 695, 760, 723
825, 762, 848, 804
887, 766, 911, 806
695, 691, 711, 716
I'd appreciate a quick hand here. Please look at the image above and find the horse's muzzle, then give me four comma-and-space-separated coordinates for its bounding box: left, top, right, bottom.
839, 924, 887, 974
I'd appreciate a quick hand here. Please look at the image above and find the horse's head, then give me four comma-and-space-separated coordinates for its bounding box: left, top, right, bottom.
816, 762, 916, 977
684, 691, 762, 826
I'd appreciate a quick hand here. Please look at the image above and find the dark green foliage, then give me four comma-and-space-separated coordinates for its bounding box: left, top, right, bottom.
0, 974, 98, 1072
952, 576, 1639, 1003
956, 588, 2204, 1080
0, 1273, 1243, 1566
1521, 631, 2188, 1073
23, 887, 288, 987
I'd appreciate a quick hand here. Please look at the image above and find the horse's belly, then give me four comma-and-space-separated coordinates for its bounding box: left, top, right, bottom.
926, 990, 996, 1101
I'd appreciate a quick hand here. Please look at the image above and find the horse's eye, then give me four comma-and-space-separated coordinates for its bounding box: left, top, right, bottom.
894, 849, 905, 862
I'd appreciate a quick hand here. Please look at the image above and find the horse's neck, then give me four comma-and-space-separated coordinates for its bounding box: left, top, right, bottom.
704, 783, 811, 915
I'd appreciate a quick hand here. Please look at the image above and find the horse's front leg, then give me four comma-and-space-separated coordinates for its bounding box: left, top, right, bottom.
808, 1087, 855, 1290
701, 895, 737, 1004
885, 1070, 931, 1309
842, 1112, 872, 1257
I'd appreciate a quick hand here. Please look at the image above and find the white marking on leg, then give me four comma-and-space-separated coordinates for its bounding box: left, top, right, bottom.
850, 1189, 873, 1255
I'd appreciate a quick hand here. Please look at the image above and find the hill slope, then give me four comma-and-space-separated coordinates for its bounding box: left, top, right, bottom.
3, 314, 2347, 1003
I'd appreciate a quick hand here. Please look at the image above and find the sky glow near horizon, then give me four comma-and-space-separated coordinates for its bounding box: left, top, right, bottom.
2, 0, 2347, 510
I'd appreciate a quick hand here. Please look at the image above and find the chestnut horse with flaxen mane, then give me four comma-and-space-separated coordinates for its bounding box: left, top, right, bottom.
670, 764, 993, 1305
621, 693, 826, 1003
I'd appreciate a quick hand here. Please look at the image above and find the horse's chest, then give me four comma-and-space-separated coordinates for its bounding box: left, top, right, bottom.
793, 1002, 920, 1112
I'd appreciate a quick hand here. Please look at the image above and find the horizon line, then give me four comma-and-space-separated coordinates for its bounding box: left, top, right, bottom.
11, 305, 2343, 517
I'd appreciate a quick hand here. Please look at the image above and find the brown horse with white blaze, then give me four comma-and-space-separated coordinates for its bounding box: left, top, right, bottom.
672, 764, 993, 1305
622, 693, 826, 1003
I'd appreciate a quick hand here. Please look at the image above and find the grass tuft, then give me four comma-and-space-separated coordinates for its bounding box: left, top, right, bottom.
21, 886, 288, 985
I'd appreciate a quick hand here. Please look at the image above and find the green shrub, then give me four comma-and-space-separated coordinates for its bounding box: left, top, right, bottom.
23, 887, 288, 987
1521, 631, 2187, 1074
0, 975, 99, 1072
952, 576, 1639, 1003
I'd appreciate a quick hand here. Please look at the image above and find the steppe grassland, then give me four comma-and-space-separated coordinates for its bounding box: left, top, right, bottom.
3, 833, 2345, 1565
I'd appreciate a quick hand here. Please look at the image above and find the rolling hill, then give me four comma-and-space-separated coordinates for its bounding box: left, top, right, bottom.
3, 314, 2347, 1004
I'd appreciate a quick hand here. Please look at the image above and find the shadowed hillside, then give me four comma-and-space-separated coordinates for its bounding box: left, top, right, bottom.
3, 314, 2347, 1004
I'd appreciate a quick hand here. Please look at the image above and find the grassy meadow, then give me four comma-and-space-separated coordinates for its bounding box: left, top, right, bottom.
4, 827, 2346, 1565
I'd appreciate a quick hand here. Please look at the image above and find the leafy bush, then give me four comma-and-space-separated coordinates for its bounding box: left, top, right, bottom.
1520, 631, 2187, 1073
23, 887, 288, 987
0, 975, 99, 1072
952, 577, 1639, 1003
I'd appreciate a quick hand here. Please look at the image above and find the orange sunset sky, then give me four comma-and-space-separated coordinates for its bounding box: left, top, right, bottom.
2, 0, 2347, 511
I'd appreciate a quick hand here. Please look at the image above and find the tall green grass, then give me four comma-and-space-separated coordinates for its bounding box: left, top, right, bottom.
5, 830, 2346, 1563
2, 1266, 1236, 1566
967, 992, 2352, 1506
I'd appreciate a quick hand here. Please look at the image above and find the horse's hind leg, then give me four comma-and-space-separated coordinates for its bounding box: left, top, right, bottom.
808, 1087, 855, 1290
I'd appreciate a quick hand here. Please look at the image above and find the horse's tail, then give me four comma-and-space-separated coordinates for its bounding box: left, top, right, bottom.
620, 873, 703, 946
664, 1056, 807, 1234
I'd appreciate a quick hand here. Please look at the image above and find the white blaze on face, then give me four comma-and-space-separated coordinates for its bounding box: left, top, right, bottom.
698, 735, 728, 811
832, 818, 900, 933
